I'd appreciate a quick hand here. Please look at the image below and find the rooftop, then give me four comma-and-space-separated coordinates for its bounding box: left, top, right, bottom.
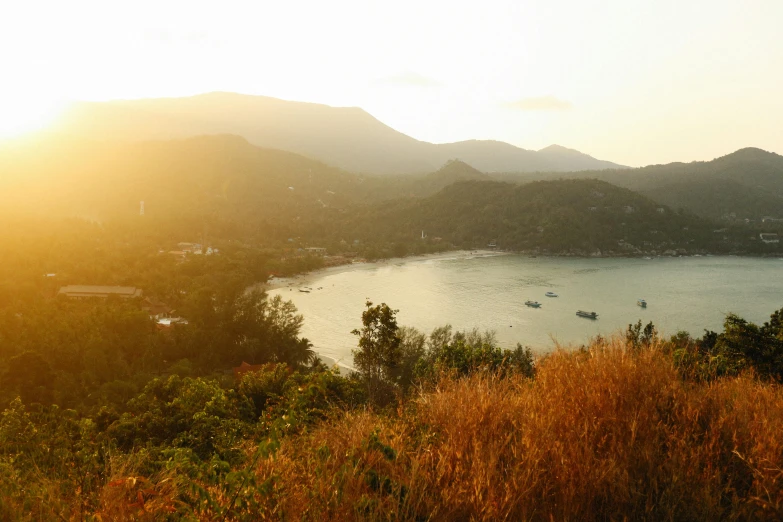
58, 285, 143, 299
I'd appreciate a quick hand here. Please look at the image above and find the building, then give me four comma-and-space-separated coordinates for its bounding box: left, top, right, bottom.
142, 297, 173, 319
760, 233, 780, 244
305, 247, 327, 255
233, 361, 267, 379
156, 317, 188, 327
58, 286, 143, 299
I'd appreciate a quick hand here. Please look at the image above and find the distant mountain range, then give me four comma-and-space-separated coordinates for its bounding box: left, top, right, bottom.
50, 92, 626, 175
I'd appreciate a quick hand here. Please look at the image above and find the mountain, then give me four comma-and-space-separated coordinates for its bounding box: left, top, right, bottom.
331, 178, 747, 255
0, 135, 488, 220
0, 135, 775, 256
592, 148, 783, 221
536, 144, 623, 171
49, 92, 626, 175
0, 134, 367, 224
494, 147, 783, 221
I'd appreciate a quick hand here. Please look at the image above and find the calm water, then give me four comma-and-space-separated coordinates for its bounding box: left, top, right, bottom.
268, 254, 783, 367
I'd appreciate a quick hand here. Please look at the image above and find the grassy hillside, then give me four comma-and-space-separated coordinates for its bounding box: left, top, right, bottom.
258, 341, 783, 521
2, 334, 782, 520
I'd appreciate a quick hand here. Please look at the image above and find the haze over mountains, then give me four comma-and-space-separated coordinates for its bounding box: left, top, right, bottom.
2, 90, 780, 237
499, 147, 783, 221
51, 92, 626, 175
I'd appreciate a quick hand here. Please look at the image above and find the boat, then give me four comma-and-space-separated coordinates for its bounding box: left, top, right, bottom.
637, 299, 647, 308
525, 300, 542, 308
576, 310, 598, 319
545, 291, 558, 297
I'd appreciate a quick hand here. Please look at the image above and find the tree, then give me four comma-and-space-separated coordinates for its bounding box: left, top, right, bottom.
626, 320, 658, 351
4, 351, 54, 405
395, 326, 427, 393
351, 301, 401, 405
713, 312, 783, 380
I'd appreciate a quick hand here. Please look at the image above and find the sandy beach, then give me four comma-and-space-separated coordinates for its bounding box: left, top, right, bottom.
257, 249, 507, 293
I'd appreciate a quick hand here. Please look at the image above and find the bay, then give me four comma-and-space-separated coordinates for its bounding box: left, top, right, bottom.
268, 253, 783, 368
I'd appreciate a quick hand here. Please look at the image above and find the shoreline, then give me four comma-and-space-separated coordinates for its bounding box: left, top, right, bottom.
257, 249, 783, 293
258, 249, 509, 292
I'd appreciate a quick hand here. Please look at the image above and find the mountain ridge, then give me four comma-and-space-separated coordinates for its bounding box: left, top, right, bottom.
495, 146, 783, 221
50, 91, 627, 175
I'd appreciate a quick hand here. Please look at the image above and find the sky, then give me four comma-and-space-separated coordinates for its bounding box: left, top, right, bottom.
1, 0, 781, 167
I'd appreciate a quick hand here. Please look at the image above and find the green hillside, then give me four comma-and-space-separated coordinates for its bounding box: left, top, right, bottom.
328, 179, 760, 255
1, 136, 777, 257
496, 147, 783, 221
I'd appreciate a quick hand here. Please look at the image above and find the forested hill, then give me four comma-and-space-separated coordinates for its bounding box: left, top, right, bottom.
496, 147, 783, 221
0, 136, 567, 226
1, 135, 777, 257
49, 92, 626, 174
624, 148, 783, 220
1, 134, 358, 222
326, 179, 753, 256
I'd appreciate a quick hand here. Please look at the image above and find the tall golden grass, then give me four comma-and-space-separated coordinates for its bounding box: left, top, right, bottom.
252, 338, 783, 521
4, 337, 782, 520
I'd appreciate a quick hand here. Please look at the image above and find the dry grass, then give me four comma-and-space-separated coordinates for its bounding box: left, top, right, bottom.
258, 338, 783, 521
5, 337, 781, 520
94, 455, 182, 522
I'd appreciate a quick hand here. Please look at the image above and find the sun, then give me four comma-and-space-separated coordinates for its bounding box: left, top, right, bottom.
0, 97, 67, 138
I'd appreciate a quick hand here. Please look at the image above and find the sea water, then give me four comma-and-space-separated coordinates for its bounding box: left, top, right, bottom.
268, 254, 783, 366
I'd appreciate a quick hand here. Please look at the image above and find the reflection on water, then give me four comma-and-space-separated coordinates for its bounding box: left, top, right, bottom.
269, 255, 783, 366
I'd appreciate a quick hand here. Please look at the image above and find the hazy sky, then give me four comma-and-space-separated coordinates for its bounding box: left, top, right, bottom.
1, 0, 781, 166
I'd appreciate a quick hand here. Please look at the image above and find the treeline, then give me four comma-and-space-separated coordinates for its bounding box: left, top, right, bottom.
2, 295, 783, 519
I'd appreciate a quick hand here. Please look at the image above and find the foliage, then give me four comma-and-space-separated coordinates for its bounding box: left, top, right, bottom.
625, 319, 658, 350
671, 308, 783, 381
352, 301, 402, 406
415, 326, 535, 380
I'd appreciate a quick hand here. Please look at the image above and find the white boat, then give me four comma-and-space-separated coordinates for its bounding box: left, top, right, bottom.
545, 291, 558, 297
576, 310, 598, 319
637, 299, 647, 308
525, 300, 542, 308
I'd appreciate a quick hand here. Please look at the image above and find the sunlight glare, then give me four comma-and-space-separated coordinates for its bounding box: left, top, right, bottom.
0, 97, 67, 138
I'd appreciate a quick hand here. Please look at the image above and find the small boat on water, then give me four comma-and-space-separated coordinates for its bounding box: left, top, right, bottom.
637, 299, 647, 308
525, 300, 542, 308
576, 310, 598, 319
545, 291, 558, 297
